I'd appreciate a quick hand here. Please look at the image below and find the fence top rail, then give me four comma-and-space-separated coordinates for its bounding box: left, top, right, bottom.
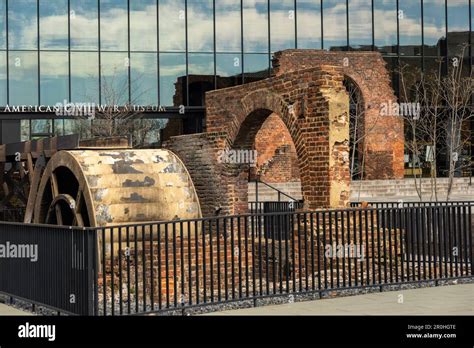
87, 203, 474, 231
351, 200, 474, 204
0, 220, 86, 231
1, 202, 472, 231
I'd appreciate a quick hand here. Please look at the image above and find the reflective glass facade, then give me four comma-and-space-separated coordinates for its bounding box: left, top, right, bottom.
0, 0, 472, 140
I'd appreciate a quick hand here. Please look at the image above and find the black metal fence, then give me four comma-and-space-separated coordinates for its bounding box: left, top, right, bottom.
350, 201, 474, 208
94, 203, 473, 315
0, 222, 96, 315
0, 202, 472, 316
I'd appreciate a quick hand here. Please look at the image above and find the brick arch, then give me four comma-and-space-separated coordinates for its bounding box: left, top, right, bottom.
202, 65, 350, 214
272, 50, 404, 179
254, 114, 301, 184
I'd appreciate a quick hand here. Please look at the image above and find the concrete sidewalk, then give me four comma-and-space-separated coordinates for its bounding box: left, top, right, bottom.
205, 284, 474, 315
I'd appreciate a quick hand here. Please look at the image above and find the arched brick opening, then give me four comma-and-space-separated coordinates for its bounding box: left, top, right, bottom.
165, 64, 351, 216
272, 50, 404, 179
343, 75, 366, 180
223, 92, 307, 214
254, 113, 300, 185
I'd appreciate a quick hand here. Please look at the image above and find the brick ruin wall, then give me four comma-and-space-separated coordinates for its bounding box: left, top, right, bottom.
164, 64, 351, 215
271, 50, 404, 180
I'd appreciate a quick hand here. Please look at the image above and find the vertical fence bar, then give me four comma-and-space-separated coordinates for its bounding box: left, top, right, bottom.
341, 210, 346, 287
455, 204, 460, 277
310, 212, 316, 291
238, 217, 242, 299
394, 208, 399, 283
101, 228, 106, 316
448, 205, 453, 278
352, 209, 358, 286
188, 221, 193, 305
377, 208, 383, 284
194, 220, 199, 305
322, 211, 327, 289
427, 207, 432, 279
164, 224, 169, 308
210, 217, 215, 303
285, 213, 291, 293
272, 214, 277, 294
118, 227, 123, 315
180, 221, 185, 307
358, 209, 364, 286
304, 212, 309, 291
172, 223, 177, 308
433, 206, 438, 279
297, 213, 303, 292
110, 228, 114, 316
217, 217, 222, 302
316, 212, 321, 290
421, 208, 427, 281
469, 204, 473, 276
150, 225, 154, 311
364, 209, 370, 286
201, 220, 206, 304
335, 211, 340, 288
156, 225, 161, 311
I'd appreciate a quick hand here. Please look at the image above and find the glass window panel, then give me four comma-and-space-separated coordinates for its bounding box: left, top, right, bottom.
447, 0, 470, 57
374, 0, 397, 55
31, 120, 52, 135
323, 0, 347, 51
383, 56, 399, 96
348, 0, 372, 50
130, 0, 157, 51
296, 0, 321, 49
472, 5, 474, 57
130, 53, 158, 106
216, 0, 241, 52
39, 0, 68, 50
71, 0, 98, 50
423, 0, 446, 56
188, 0, 214, 52
244, 53, 269, 82
100, 0, 128, 51
54, 119, 65, 136
159, 0, 186, 52
100, 52, 129, 105
21, 120, 30, 141
8, 0, 38, 49
243, 0, 268, 53
0, 0, 6, 49
40, 52, 69, 106
9, 51, 38, 105
399, 0, 422, 56
399, 57, 422, 102
188, 53, 214, 106
159, 53, 186, 106
216, 53, 242, 88
71, 52, 99, 103
188, 53, 214, 76
424, 57, 444, 77
64, 119, 92, 138
0, 51, 6, 106
270, 0, 295, 52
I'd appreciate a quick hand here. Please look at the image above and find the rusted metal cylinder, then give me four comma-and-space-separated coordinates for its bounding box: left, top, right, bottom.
33, 149, 202, 235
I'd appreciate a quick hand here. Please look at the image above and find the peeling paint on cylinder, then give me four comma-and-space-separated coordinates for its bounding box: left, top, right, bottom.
35, 149, 202, 230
